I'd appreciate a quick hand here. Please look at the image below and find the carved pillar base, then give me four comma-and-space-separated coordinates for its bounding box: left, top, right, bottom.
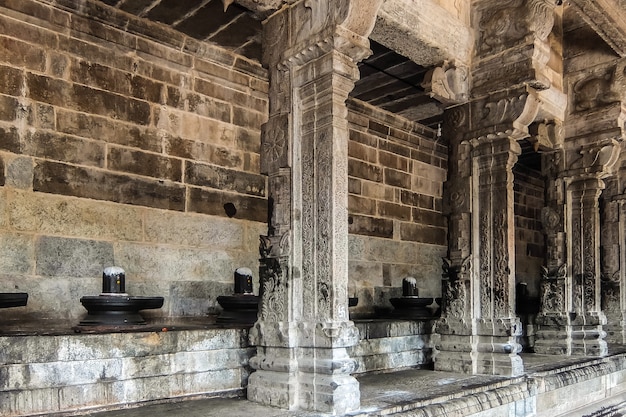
534, 313, 608, 356
603, 312, 626, 345
248, 321, 361, 415
432, 333, 474, 374
248, 350, 360, 414
248, 346, 298, 410
570, 313, 608, 356
297, 348, 360, 415
434, 318, 523, 376
534, 314, 571, 355
475, 318, 524, 377
602, 279, 625, 345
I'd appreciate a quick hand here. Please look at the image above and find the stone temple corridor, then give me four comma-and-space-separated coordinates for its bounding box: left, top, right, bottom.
2, 0, 626, 416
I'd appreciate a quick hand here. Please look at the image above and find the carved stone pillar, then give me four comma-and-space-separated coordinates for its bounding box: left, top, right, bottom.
536, 146, 618, 357
435, 89, 541, 376
247, 1, 381, 414
567, 176, 609, 356
472, 134, 524, 375
536, 55, 625, 356
601, 162, 626, 345
534, 148, 570, 355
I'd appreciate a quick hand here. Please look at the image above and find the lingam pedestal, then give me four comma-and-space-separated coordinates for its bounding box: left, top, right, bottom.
0, 293, 28, 309
216, 267, 259, 326
79, 267, 163, 326
389, 277, 434, 319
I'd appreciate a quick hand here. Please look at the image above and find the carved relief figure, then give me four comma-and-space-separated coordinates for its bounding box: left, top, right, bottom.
573, 63, 626, 112
540, 264, 566, 314
442, 256, 471, 320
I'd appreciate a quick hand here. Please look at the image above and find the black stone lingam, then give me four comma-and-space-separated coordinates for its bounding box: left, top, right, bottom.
216, 267, 259, 326
389, 277, 434, 319
0, 292, 28, 309
79, 267, 164, 326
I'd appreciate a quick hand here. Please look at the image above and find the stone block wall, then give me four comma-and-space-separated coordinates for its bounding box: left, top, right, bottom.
0, 328, 252, 416
350, 319, 432, 373
347, 100, 448, 314
0, 0, 450, 324
0, 0, 268, 322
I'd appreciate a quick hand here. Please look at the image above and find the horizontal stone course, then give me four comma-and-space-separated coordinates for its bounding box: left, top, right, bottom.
187, 187, 267, 223
0, 35, 47, 72
26, 131, 105, 167
33, 160, 186, 211
107, 147, 182, 182
0, 326, 252, 416
185, 162, 266, 197
56, 110, 163, 153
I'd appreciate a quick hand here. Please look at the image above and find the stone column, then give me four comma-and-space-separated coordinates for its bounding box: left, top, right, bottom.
567, 176, 609, 356
599, 174, 623, 345
536, 56, 626, 355
248, 1, 381, 414
534, 146, 570, 355
435, 90, 542, 376
472, 134, 524, 375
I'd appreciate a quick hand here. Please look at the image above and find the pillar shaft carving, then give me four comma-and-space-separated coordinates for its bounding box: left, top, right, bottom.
436, 89, 539, 377
473, 136, 520, 321
600, 176, 624, 344
535, 93, 623, 355
249, 0, 382, 413
568, 178, 604, 315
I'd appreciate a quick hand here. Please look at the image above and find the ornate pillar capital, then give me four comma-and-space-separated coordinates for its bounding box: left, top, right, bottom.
421, 62, 470, 105
445, 88, 542, 143
263, 0, 383, 70
562, 138, 621, 180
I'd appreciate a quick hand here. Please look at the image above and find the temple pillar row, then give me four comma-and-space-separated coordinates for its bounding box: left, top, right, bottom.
535, 56, 626, 356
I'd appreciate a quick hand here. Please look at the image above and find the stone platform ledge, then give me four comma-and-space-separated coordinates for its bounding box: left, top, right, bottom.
86, 351, 626, 417
0, 316, 227, 336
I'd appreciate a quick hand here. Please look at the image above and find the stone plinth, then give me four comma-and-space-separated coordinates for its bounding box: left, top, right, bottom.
0, 325, 253, 417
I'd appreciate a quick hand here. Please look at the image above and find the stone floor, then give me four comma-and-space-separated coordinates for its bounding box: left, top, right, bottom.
79, 353, 619, 417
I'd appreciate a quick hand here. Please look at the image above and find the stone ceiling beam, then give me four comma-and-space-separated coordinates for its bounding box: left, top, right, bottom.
230, 0, 285, 17
370, 0, 473, 67
569, 0, 626, 57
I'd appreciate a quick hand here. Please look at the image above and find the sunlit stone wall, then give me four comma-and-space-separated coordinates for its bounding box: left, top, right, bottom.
0, 0, 268, 322
347, 100, 448, 315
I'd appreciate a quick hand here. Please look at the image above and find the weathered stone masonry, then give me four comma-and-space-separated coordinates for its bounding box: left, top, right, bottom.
0, 0, 269, 321
347, 99, 447, 311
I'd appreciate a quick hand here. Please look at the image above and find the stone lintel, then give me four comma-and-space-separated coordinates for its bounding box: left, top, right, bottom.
565, 102, 626, 142
472, 0, 559, 94
232, 0, 284, 17
371, 0, 472, 67
472, 43, 550, 96
569, 0, 626, 58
